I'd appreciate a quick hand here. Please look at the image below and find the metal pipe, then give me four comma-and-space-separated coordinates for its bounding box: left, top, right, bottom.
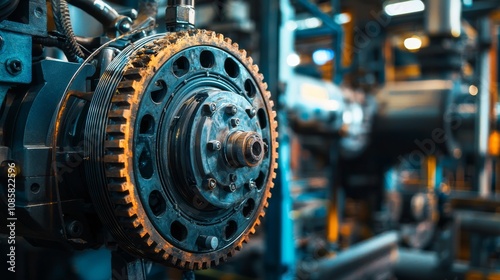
66, 0, 133, 34
294, 0, 344, 84
457, 210, 500, 235
425, 0, 462, 37
313, 232, 399, 280
476, 18, 492, 197
395, 249, 467, 280
166, 0, 195, 31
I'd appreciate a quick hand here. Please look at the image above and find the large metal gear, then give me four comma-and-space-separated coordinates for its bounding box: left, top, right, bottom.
84, 29, 278, 269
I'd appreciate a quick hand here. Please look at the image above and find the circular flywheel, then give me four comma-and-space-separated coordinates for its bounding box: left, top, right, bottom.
84, 30, 278, 269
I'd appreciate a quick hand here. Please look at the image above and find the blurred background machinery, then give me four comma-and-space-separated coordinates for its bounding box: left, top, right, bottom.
1, 0, 500, 280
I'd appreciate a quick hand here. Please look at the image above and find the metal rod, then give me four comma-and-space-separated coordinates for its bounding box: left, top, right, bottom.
294, 0, 344, 84
67, 0, 132, 34
315, 232, 399, 280
476, 18, 492, 197
457, 210, 500, 235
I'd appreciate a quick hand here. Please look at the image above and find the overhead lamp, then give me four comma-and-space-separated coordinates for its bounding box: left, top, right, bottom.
334, 13, 351, 25
312, 49, 335, 66
384, 0, 425, 16
404, 36, 422, 51
287, 53, 301, 67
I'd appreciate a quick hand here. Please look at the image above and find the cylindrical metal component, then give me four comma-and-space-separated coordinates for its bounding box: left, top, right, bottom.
312, 232, 400, 280
67, 0, 133, 34
226, 131, 265, 167
166, 0, 195, 31
425, 0, 462, 37
197, 235, 218, 250
476, 41, 492, 197
395, 249, 466, 280
457, 210, 500, 235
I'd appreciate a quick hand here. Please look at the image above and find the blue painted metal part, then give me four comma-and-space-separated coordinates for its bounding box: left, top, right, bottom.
262, 0, 296, 279
294, 0, 344, 84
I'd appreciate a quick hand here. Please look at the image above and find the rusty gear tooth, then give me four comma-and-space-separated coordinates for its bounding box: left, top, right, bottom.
108, 109, 131, 120
240, 49, 247, 58
111, 94, 133, 104
115, 206, 136, 217
106, 124, 127, 134
123, 68, 143, 79
108, 183, 129, 192
105, 140, 126, 148
105, 168, 127, 178
111, 193, 133, 205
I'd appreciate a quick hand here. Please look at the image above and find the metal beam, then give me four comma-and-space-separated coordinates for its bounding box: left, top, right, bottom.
294, 0, 344, 83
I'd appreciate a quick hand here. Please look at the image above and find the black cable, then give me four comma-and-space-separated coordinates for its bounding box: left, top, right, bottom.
51, 0, 85, 62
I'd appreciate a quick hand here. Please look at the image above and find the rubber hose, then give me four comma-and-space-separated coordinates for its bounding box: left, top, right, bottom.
51, 0, 85, 62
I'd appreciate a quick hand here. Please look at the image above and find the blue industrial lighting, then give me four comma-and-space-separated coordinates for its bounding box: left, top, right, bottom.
312, 49, 335, 65
384, 0, 425, 16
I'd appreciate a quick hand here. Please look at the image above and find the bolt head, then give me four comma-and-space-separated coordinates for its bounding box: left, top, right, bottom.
6, 59, 22, 76
207, 140, 222, 151
207, 178, 217, 190
230, 118, 240, 127
226, 105, 238, 115
198, 235, 218, 250
229, 173, 237, 182
247, 180, 256, 190
227, 183, 237, 192
246, 108, 256, 118
203, 103, 217, 115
